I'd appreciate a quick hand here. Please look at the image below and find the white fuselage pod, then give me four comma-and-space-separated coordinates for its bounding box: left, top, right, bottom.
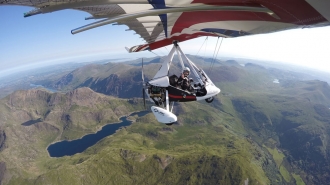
151, 106, 177, 124
196, 83, 221, 101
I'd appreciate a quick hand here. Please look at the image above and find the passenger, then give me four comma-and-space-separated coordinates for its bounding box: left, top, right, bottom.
177, 67, 193, 91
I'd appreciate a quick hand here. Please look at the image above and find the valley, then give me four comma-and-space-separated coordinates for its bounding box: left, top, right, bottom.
0, 56, 329, 184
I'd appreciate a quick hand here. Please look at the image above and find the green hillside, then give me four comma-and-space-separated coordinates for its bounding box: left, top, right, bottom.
2, 97, 270, 184
1, 57, 330, 185
0, 87, 144, 183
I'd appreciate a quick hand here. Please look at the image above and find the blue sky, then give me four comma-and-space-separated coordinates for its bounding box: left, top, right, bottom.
1, 5, 330, 76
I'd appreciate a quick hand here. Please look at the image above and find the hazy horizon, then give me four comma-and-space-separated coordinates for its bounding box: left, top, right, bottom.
1, 53, 329, 81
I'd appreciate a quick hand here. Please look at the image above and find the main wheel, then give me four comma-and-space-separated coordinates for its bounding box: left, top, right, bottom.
205, 97, 214, 103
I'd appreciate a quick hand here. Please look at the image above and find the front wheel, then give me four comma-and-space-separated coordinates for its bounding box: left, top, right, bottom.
205, 97, 214, 103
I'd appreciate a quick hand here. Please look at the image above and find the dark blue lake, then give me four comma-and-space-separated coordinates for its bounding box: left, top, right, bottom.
47, 111, 149, 157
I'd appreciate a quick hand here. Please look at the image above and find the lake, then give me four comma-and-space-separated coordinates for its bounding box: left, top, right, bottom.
47, 111, 149, 157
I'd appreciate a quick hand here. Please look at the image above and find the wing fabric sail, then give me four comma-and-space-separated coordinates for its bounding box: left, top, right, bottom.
1, 0, 330, 52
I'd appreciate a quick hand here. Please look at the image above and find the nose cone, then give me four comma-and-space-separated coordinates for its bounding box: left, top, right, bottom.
215, 86, 221, 95
195, 84, 221, 101
208, 84, 221, 96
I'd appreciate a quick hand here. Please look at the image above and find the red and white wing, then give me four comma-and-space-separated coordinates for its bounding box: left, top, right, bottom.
1, 0, 330, 52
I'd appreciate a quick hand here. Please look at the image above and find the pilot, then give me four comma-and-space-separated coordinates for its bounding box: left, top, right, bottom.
177, 67, 193, 91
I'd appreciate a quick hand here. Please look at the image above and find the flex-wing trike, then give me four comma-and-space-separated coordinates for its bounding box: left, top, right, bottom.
142, 42, 221, 125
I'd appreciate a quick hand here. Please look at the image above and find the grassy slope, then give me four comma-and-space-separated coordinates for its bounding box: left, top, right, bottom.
2, 59, 330, 184
216, 64, 330, 184
266, 147, 285, 168
1, 89, 271, 185
0, 88, 144, 184
12, 109, 269, 185
293, 173, 306, 185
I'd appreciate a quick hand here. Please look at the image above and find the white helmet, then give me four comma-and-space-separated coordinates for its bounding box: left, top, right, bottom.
183, 67, 190, 73
183, 67, 190, 77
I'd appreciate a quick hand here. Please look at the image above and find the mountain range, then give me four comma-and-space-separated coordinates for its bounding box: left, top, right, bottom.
0, 56, 330, 184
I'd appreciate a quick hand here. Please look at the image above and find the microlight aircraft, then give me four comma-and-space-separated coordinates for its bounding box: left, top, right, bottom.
2, 0, 330, 124
141, 41, 220, 124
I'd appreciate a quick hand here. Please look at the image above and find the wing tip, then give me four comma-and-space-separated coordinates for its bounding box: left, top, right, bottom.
125, 47, 131, 53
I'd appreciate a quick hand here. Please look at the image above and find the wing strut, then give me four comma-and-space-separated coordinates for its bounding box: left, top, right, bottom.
175, 45, 186, 71
176, 44, 204, 86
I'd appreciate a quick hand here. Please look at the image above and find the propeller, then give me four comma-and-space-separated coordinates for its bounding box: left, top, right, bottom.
142, 58, 146, 109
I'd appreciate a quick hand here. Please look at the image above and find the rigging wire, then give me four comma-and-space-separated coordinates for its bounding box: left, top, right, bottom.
158, 49, 166, 56
163, 47, 168, 55
209, 37, 220, 71
210, 37, 224, 74
199, 36, 209, 69
164, 46, 169, 52
196, 36, 208, 56
202, 36, 209, 68
150, 50, 160, 57
203, 36, 208, 59
194, 37, 208, 111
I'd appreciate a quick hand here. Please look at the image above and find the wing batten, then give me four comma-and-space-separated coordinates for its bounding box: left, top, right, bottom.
71, 5, 274, 34
148, 0, 168, 38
